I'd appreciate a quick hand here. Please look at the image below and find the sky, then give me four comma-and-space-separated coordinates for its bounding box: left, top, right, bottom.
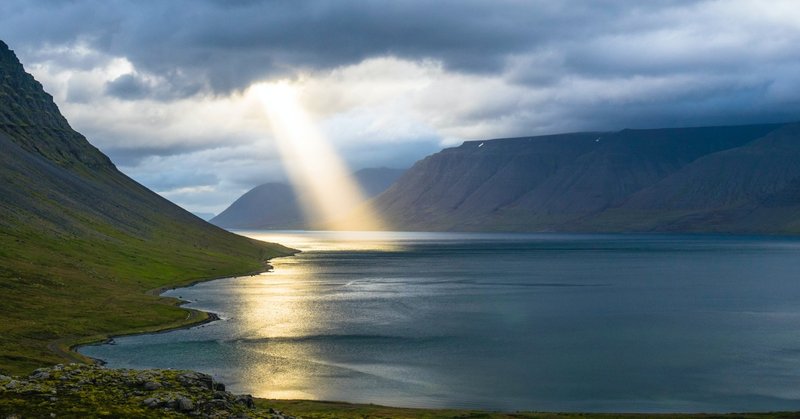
2, 0, 800, 214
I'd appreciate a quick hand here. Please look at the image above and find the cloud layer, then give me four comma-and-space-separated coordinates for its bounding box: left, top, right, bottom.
2, 0, 799, 213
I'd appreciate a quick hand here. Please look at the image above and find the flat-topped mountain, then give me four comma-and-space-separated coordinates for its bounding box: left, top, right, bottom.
370, 123, 800, 233
211, 167, 405, 229
0, 40, 293, 374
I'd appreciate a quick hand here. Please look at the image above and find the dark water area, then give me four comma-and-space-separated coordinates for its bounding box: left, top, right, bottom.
80, 231, 800, 412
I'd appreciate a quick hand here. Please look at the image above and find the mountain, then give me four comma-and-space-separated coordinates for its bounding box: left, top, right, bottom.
211, 167, 405, 229
371, 123, 800, 233
0, 40, 293, 374
351, 167, 408, 196
191, 212, 216, 221
211, 182, 304, 229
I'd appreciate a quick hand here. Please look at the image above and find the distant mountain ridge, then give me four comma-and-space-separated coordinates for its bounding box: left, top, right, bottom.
369, 123, 800, 233
211, 167, 405, 229
212, 182, 303, 229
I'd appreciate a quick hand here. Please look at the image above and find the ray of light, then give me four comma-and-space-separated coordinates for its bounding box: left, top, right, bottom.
251, 81, 385, 231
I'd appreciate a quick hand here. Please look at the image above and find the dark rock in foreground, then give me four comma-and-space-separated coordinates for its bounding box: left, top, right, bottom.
0, 364, 295, 418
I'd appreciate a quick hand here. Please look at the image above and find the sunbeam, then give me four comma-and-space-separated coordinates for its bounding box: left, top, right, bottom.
251, 81, 385, 231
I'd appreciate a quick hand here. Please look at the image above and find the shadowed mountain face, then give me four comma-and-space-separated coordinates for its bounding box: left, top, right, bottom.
211, 168, 405, 229
0, 40, 285, 252
370, 123, 800, 233
211, 182, 303, 229
0, 40, 292, 373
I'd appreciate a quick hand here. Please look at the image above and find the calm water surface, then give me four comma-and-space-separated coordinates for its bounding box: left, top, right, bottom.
80, 231, 800, 412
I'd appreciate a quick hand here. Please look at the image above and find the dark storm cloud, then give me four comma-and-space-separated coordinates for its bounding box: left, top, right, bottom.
3, 0, 797, 127
104, 73, 204, 100
106, 74, 150, 100
0, 0, 703, 93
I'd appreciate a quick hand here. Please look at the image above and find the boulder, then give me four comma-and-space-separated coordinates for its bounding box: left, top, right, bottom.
143, 381, 161, 391
235, 394, 255, 408
176, 396, 194, 411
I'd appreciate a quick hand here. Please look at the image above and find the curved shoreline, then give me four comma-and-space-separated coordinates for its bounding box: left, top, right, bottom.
64, 257, 296, 366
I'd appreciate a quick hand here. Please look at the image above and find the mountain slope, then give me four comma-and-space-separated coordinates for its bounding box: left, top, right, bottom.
211, 167, 405, 229
375, 133, 600, 229
0, 40, 294, 374
591, 123, 800, 232
211, 182, 304, 229
624, 124, 800, 211
371, 123, 798, 233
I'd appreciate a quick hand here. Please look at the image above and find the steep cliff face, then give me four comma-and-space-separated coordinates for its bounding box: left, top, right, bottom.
0, 40, 292, 373
370, 123, 800, 233
0, 41, 110, 168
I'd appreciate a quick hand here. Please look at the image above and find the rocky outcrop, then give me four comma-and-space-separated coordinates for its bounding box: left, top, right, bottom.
0, 364, 295, 418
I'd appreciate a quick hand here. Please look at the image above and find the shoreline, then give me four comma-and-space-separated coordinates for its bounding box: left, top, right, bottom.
64, 256, 296, 366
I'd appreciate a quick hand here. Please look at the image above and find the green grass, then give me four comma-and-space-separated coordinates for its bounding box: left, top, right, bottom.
0, 160, 295, 375
258, 400, 800, 419
0, 217, 293, 375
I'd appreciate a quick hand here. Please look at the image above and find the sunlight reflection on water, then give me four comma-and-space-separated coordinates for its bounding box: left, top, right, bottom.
78, 231, 800, 412
235, 269, 318, 399
236, 229, 426, 252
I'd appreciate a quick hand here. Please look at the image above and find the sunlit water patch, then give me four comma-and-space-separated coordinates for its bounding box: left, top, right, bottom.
80, 231, 800, 412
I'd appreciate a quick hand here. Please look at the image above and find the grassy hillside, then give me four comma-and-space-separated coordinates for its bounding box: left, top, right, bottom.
0, 40, 294, 375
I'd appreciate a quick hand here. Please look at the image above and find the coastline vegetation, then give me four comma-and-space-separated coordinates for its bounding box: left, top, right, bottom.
0, 220, 293, 375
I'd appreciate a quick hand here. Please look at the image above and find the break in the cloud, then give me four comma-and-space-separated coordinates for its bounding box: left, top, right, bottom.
1, 0, 800, 213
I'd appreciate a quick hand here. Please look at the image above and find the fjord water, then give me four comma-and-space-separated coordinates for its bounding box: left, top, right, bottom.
81, 231, 800, 412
